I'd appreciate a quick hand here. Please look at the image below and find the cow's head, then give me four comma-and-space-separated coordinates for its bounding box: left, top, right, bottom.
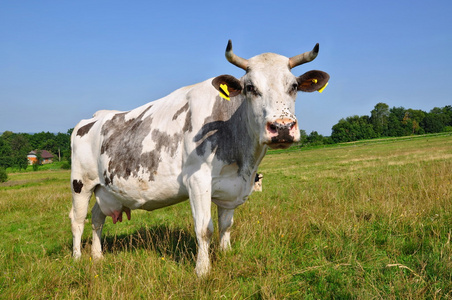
212, 40, 329, 149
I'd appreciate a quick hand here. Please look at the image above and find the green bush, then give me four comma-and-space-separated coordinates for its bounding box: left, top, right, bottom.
0, 167, 7, 182
61, 161, 71, 170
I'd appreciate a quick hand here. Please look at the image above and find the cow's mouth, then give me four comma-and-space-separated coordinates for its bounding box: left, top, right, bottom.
266, 141, 294, 150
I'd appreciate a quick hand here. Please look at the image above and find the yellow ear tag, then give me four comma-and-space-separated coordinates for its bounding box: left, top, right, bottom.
317, 82, 328, 93
219, 84, 230, 101
312, 79, 318, 84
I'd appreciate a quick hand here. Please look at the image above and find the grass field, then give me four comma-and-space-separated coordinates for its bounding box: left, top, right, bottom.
1, 134, 451, 299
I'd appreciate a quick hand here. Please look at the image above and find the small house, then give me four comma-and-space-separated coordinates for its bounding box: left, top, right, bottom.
27, 150, 54, 165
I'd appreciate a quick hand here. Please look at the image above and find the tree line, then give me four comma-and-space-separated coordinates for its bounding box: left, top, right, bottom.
297, 103, 452, 146
0, 129, 73, 171
330, 103, 452, 143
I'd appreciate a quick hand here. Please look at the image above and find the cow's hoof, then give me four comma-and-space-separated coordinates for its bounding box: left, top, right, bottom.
195, 263, 211, 278
219, 241, 231, 252
92, 253, 104, 261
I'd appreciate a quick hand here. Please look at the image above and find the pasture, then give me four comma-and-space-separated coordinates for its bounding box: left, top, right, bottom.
1, 134, 451, 299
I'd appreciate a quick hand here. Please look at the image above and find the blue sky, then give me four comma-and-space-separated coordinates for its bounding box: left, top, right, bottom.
1, 0, 451, 136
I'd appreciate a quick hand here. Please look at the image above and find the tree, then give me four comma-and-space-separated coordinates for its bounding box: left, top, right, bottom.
0, 167, 7, 183
410, 109, 425, 133
387, 107, 407, 137
444, 105, 452, 126
400, 109, 426, 135
331, 118, 353, 143
370, 102, 389, 137
331, 115, 376, 143
306, 131, 323, 145
298, 129, 308, 145
0, 136, 13, 168
422, 113, 445, 133
347, 115, 376, 140
10, 134, 31, 170
55, 132, 71, 161
421, 106, 452, 133
40, 139, 57, 156
386, 114, 403, 137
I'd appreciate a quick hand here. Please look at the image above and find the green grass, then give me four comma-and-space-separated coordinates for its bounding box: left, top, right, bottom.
1, 134, 451, 298
5, 160, 71, 174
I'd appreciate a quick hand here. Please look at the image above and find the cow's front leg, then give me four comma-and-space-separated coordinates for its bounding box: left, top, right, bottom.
188, 176, 213, 277
218, 207, 234, 251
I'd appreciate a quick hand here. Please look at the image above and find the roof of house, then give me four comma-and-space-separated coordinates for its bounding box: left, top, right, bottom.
28, 150, 54, 159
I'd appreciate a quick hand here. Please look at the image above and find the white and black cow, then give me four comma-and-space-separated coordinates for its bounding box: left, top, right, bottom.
70, 40, 329, 277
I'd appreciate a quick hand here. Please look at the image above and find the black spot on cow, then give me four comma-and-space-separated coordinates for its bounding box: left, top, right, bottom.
135, 128, 184, 181
76, 121, 97, 137
194, 97, 256, 176
100, 104, 186, 182
255, 173, 260, 182
103, 170, 113, 186
101, 107, 153, 181
173, 102, 193, 133
172, 102, 189, 120
183, 108, 193, 133
152, 128, 181, 157
72, 180, 84, 193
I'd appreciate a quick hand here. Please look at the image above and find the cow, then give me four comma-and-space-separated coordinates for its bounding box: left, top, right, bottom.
254, 173, 264, 192
69, 40, 329, 277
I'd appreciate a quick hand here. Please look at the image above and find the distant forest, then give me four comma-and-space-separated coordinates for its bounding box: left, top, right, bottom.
0, 129, 73, 171
299, 103, 452, 146
0, 103, 451, 171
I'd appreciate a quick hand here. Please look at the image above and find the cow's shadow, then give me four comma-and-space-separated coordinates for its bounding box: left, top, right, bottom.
88, 225, 198, 263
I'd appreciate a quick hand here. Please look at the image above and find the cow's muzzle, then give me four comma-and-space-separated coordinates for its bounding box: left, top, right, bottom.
265, 118, 298, 149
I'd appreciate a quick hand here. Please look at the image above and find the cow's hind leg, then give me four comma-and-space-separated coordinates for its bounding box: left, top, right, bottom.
218, 207, 234, 251
91, 201, 106, 260
70, 183, 93, 259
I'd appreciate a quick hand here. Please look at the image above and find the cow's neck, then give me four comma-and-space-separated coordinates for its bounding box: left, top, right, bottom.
195, 96, 264, 178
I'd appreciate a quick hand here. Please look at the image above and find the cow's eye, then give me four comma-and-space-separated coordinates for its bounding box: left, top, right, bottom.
246, 84, 256, 94
245, 83, 260, 97
290, 83, 298, 93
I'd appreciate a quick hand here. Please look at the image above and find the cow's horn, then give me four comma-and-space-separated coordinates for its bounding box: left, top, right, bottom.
225, 40, 248, 71
288, 43, 319, 69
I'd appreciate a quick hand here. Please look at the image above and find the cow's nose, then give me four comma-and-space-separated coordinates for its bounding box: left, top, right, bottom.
265, 118, 298, 149
266, 118, 297, 137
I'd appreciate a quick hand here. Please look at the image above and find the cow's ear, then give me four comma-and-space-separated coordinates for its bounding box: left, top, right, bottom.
297, 70, 330, 93
212, 75, 242, 98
